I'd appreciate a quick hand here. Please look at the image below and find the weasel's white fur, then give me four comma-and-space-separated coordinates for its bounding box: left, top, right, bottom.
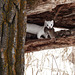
26, 20, 54, 39
44, 20, 54, 29
26, 20, 69, 39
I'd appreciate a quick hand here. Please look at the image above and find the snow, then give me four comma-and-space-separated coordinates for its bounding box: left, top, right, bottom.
25, 46, 75, 75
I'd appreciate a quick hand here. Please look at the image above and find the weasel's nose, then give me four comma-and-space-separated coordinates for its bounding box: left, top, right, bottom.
49, 27, 52, 29
49, 26, 53, 29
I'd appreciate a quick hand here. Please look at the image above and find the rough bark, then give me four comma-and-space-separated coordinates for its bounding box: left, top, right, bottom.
25, 29, 75, 53
0, 0, 26, 75
0, 0, 8, 75
6, 0, 17, 75
27, 2, 75, 29
15, 0, 26, 75
0, 0, 3, 75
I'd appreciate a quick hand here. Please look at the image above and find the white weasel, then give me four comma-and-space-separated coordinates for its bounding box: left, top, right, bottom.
26, 20, 54, 39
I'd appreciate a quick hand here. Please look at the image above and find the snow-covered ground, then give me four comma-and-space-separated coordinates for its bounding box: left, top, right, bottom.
25, 46, 75, 75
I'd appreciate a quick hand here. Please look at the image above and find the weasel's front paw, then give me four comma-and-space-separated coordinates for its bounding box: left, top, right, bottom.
39, 37, 44, 39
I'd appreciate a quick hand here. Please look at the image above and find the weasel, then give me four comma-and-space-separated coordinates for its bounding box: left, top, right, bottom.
26, 20, 54, 39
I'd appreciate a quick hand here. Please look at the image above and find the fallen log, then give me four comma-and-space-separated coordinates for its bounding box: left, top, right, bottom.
25, 36, 75, 53
25, 29, 75, 53
27, 2, 75, 29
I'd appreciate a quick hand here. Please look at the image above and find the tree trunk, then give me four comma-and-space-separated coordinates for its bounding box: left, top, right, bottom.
0, 0, 3, 74
15, 0, 26, 75
0, 0, 27, 75
6, 0, 17, 75
0, 0, 8, 75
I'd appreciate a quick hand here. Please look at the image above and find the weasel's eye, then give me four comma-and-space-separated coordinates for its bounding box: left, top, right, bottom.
47, 24, 48, 26
51, 24, 52, 25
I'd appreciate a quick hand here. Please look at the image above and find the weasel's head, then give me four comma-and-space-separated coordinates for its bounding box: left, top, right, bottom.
44, 20, 54, 29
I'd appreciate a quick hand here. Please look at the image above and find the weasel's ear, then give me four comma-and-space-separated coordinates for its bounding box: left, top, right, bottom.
52, 20, 54, 26
44, 20, 47, 26
51, 20, 54, 22
45, 20, 47, 23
